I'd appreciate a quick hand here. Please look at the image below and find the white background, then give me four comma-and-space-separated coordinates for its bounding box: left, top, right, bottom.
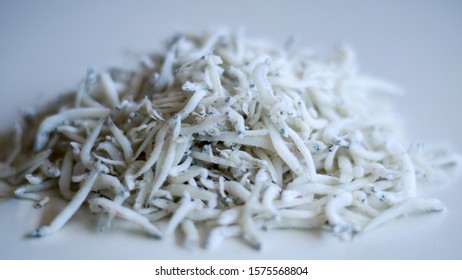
0, 0, 461, 259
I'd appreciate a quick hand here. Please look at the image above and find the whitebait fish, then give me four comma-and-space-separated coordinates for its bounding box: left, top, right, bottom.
1, 29, 460, 249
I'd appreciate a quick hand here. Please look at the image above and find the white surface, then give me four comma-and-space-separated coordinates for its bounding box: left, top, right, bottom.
0, 0, 461, 259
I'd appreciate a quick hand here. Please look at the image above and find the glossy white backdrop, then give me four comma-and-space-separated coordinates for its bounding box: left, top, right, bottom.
0, 0, 461, 259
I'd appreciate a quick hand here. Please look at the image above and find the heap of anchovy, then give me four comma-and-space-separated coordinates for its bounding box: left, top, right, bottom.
1, 29, 460, 249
